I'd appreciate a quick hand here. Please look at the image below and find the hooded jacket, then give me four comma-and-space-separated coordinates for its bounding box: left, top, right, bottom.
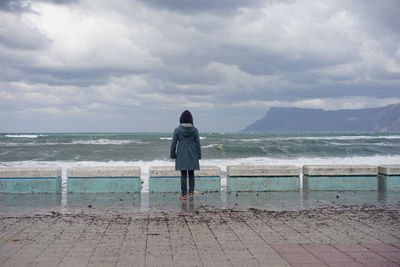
170, 125, 201, 170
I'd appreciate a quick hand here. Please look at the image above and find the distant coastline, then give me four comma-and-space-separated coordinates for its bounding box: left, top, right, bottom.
242, 103, 400, 132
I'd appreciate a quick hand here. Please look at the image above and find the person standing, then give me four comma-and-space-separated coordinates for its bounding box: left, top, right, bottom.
170, 110, 201, 200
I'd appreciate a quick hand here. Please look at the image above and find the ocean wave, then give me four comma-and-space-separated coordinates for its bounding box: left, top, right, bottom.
160, 137, 206, 140
0, 139, 150, 146
71, 139, 150, 145
4, 134, 46, 139
2, 155, 400, 170
202, 144, 224, 150
327, 141, 400, 146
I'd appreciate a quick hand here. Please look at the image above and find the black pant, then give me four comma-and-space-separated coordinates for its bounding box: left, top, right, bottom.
181, 170, 194, 196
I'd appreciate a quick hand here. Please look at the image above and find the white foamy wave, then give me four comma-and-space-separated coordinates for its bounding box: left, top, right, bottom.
72, 139, 150, 145
0, 139, 150, 146
160, 136, 207, 141
160, 137, 206, 140
202, 144, 224, 150
327, 141, 400, 147
5, 134, 46, 139
240, 139, 262, 142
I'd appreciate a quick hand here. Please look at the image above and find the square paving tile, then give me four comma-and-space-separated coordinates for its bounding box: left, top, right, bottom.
361, 242, 400, 252
362, 262, 399, 267
302, 244, 357, 263
346, 251, 394, 263
327, 263, 364, 267
292, 263, 328, 267
332, 243, 370, 252
314, 252, 356, 263
271, 244, 308, 253
302, 244, 340, 254
278, 252, 324, 264
378, 251, 400, 263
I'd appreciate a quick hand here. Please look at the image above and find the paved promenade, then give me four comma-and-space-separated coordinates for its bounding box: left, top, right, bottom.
0, 191, 400, 266
0, 208, 399, 266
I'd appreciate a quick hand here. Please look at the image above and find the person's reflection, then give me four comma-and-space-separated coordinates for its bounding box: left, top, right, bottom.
181, 199, 187, 211
180, 197, 195, 212
189, 197, 195, 211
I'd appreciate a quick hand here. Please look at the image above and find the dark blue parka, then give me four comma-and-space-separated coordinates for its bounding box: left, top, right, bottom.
170, 125, 201, 170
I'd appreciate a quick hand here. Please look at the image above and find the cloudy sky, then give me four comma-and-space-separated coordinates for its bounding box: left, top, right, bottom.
1, 0, 400, 132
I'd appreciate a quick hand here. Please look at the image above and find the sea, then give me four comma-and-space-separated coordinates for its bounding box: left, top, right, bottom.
1, 132, 400, 191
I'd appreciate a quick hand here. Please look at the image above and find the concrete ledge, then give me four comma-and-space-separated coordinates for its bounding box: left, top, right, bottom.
378, 165, 400, 191
378, 165, 400, 175
67, 166, 140, 178
227, 165, 300, 177
227, 165, 300, 192
149, 166, 220, 193
0, 167, 62, 193
303, 165, 377, 176
0, 167, 61, 178
67, 166, 141, 193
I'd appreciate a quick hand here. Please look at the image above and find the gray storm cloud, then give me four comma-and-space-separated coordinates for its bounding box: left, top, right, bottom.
0, 0, 399, 132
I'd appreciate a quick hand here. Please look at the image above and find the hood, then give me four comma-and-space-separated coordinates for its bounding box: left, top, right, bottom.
178, 125, 195, 138
180, 110, 193, 124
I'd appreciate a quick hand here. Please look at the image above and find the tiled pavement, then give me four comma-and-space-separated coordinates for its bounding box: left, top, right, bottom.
1, 208, 400, 266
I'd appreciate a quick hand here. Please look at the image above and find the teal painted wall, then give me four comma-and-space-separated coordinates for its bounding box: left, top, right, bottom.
67, 177, 141, 193
227, 176, 300, 192
0, 177, 61, 193
304, 175, 377, 191
378, 175, 400, 191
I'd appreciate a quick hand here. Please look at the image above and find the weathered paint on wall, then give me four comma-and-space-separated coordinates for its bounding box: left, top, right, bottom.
303, 175, 377, 191
303, 165, 378, 191
67, 167, 141, 193
378, 165, 400, 191
226, 165, 300, 192
0, 168, 61, 193
227, 176, 300, 192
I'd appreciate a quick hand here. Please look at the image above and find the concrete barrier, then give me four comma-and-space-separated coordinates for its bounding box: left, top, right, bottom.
303, 165, 377, 191
0, 168, 61, 193
149, 166, 220, 193
227, 165, 300, 192
67, 166, 141, 193
378, 165, 400, 191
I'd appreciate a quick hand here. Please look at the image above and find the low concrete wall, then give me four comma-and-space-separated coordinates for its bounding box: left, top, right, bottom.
67, 166, 141, 193
226, 165, 300, 192
149, 166, 220, 193
303, 165, 378, 191
378, 165, 400, 191
0, 168, 62, 193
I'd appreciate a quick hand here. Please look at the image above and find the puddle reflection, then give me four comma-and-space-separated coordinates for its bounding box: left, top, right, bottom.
0, 190, 399, 216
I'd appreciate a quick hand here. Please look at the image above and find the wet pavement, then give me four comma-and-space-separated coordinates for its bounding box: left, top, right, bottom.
1, 191, 400, 266
0, 191, 399, 216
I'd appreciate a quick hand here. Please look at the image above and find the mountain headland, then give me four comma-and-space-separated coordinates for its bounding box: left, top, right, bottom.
242, 103, 400, 132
